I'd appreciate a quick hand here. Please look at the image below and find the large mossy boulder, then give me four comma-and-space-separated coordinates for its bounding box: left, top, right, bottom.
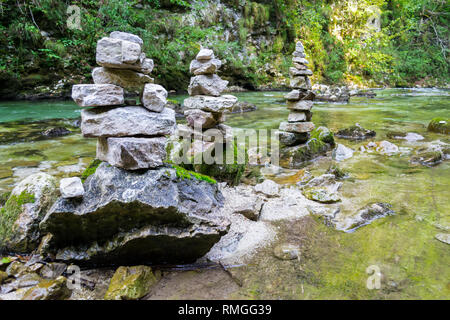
104, 266, 161, 300
281, 126, 335, 168
0, 173, 58, 253
428, 118, 449, 134
40, 162, 228, 266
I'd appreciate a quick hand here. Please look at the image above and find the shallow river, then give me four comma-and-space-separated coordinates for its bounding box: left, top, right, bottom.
0, 88, 449, 299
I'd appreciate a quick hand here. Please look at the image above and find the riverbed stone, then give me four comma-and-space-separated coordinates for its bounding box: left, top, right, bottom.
190, 59, 222, 75
288, 111, 311, 122
435, 233, 450, 245
110, 31, 143, 46
337, 203, 394, 232
72, 84, 124, 107
188, 74, 229, 97
81, 106, 176, 138
254, 180, 279, 198
184, 109, 223, 129
22, 276, 71, 300
59, 177, 84, 199
278, 131, 310, 146
335, 124, 376, 140
183, 95, 238, 113
96, 137, 167, 170
273, 243, 300, 260
0, 173, 58, 253
302, 187, 341, 204
104, 266, 161, 300
196, 48, 214, 60
40, 163, 228, 266
287, 100, 314, 111
279, 121, 315, 133
289, 67, 313, 77
290, 76, 311, 90
332, 144, 354, 161
232, 196, 263, 221
92, 67, 153, 91
141, 84, 168, 112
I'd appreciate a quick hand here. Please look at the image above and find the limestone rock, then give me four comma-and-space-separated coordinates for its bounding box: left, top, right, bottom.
59, 177, 84, 199
96, 37, 153, 74
232, 197, 263, 221
110, 31, 143, 46
278, 131, 309, 146
287, 100, 314, 111
273, 243, 300, 260
361, 141, 399, 155
104, 266, 160, 300
302, 187, 341, 204
435, 233, 450, 245
81, 106, 176, 138
196, 48, 214, 60
289, 67, 313, 77
92, 67, 153, 91
183, 95, 238, 113
97, 137, 167, 170
188, 74, 229, 97
279, 121, 315, 133
141, 84, 168, 112
190, 59, 222, 75
22, 276, 71, 300
337, 203, 394, 232
288, 111, 311, 122
284, 89, 315, 101
0, 173, 58, 253
254, 180, 279, 198
292, 56, 309, 64
290, 76, 312, 90
40, 163, 228, 266
332, 144, 354, 162
72, 84, 124, 107
184, 109, 223, 129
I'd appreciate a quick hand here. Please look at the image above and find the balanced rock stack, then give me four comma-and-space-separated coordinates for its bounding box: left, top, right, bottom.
178, 48, 237, 150
278, 41, 316, 147
39, 33, 228, 266
72, 31, 176, 170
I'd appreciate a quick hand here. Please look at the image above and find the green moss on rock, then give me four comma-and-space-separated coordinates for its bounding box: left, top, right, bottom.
81, 159, 102, 182
171, 164, 217, 184
104, 266, 161, 300
428, 118, 449, 134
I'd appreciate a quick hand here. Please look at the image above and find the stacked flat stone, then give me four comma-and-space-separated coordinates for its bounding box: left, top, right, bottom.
71, 32, 176, 170
278, 41, 316, 146
179, 48, 237, 147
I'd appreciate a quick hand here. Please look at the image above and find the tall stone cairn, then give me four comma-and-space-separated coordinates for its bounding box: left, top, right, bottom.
278, 41, 316, 147
178, 48, 238, 154
71, 31, 176, 170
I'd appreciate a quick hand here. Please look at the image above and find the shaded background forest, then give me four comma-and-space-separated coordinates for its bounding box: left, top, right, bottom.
0, 0, 448, 98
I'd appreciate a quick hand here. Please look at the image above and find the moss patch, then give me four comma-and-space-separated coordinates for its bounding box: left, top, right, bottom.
171, 164, 217, 185
0, 191, 35, 246
80, 159, 102, 182
428, 118, 449, 134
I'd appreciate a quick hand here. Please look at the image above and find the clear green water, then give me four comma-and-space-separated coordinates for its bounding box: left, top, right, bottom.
0, 89, 449, 299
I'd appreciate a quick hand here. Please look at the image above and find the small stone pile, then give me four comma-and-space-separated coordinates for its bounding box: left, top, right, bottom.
72, 31, 176, 170
178, 48, 238, 152
278, 41, 316, 147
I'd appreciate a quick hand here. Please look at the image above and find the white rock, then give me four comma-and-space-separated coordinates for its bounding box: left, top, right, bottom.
60, 177, 84, 199
435, 233, 450, 245
279, 121, 315, 133
141, 84, 168, 112
254, 179, 279, 197
97, 137, 167, 170
183, 95, 238, 113
287, 100, 314, 111
196, 48, 214, 60
188, 74, 229, 97
72, 84, 124, 107
190, 59, 222, 75
92, 67, 153, 91
110, 31, 143, 46
332, 144, 354, 161
81, 106, 176, 138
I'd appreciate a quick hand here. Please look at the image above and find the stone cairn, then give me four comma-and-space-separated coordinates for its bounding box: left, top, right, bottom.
278, 41, 316, 147
71, 31, 176, 170
177, 48, 238, 158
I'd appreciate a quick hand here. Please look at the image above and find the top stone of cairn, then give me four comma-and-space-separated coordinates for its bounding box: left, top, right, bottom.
196, 48, 215, 61
110, 31, 144, 46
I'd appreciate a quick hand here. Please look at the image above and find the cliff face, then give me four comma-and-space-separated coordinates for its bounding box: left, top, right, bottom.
0, 0, 448, 99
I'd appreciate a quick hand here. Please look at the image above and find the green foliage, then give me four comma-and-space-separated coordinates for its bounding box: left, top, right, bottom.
81, 159, 102, 182
171, 164, 217, 184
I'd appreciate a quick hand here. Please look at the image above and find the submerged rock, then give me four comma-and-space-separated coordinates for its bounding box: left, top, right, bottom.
386, 132, 424, 142
332, 143, 354, 161
337, 203, 394, 232
104, 266, 161, 300
273, 243, 300, 261
302, 187, 341, 204
361, 141, 399, 155
0, 173, 58, 253
428, 118, 449, 134
435, 233, 450, 245
40, 163, 228, 266
336, 124, 376, 140
42, 127, 71, 138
